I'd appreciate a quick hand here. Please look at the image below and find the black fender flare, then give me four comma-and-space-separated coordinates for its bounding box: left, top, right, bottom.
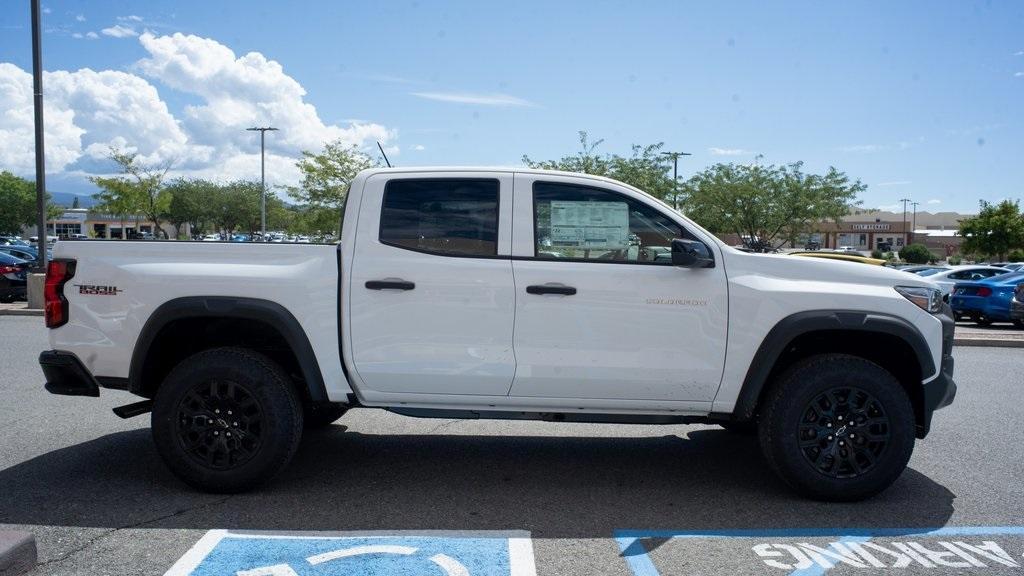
128, 296, 328, 402
731, 309, 935, 421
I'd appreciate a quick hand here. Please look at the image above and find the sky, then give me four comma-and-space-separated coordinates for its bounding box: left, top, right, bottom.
0, 0, 1021, 213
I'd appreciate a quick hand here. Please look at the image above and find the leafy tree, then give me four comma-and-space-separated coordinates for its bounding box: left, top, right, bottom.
91, 150, 172, 238
164, 178, 219, 238
522, 132, 676, 203
958, 200, 1024, 261
71, 196, 80, 209
289, 139, 377, 234
0, 171, 62, 235
899, 243, 934, 264
680, 160, 865, 251
1008, 249, 1024, 262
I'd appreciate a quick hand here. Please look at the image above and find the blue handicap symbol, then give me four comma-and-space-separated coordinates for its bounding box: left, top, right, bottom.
166, 530, 536, 576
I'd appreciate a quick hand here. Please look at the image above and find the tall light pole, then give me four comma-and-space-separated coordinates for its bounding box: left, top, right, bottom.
31, 0, 47, 271
661, 151, 691, 210
247, 126, 278, 238
910, 201, 920, 246
899, 198, 911, 249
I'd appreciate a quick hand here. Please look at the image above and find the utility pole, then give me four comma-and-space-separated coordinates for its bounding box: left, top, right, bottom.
246, 126, 278, 238
31, 0, 47, 272
910, 201, 920, 246
899, 198, 911, 250
661, 151, 691, 210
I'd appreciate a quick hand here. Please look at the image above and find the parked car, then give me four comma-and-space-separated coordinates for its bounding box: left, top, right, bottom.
790, 252, 886, 265
904, 265, 950, 275
1011, 283, 1024, 325
40, 167, 956, 501
950, 271, 1024, 327
0, 236, 30, 247
993, 263, 1024, 272
0, 245, 53, 263
201, 234, 222, 242
0, 252, 29, 303
918, 266, 1010, 299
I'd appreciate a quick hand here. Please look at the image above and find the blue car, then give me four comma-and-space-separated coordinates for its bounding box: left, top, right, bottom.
950, 271, 1024, 327
0, 244, 52, 263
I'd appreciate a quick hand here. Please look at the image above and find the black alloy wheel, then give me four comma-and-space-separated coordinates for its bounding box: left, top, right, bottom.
176, 379, 264, 470
797, 387, 890, 479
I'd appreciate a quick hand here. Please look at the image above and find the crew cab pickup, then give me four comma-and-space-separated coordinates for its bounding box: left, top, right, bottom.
39, 167, 956, 500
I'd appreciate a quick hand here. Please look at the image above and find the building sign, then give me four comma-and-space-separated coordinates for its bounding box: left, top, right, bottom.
851, 223, 892, 231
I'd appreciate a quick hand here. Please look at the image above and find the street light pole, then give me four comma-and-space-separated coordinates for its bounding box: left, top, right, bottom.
661, 151, 692, 210
31, 0, 47, 272
246, 126, 278, 238
899, 198, 911, 249
910, 201, 920, 245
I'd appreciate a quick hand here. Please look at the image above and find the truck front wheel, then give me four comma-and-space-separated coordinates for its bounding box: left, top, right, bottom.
151, 347, 304, 493
758, 354, 915, 501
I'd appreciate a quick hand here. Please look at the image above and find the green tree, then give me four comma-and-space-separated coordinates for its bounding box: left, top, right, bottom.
288, 139, 377, 234
0, 171, 61, 235
958, 200, 1024, 261
899, 243, 934, 264
164, 178, 219, 238
680, 160, 865, 251
91, 149, 172, 238
522, 132, 676, 202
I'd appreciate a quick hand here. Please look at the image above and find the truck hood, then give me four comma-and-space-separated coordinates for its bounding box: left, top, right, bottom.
721, 250, 938, 289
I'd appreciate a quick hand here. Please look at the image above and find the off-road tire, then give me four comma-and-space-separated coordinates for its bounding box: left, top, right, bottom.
758, 354, 915, 501
304, 403, 348, 429
151, 347, 304, 493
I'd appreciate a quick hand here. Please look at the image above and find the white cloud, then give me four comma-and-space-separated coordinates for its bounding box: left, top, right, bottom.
75, 14, 86, 22
1015, 50, 1024, 56
1015, 72, 1024, 77
71, 32, 83, 39
118, 15, 143, 22
0, 32, 395, 190
708, 147, 752, 156
42, 6, 51, 14
101, 24, 138, 38
413, 144, 426, 151
927, 199, 942, 205
411, 91, 536, 107
85, 31, 98, 39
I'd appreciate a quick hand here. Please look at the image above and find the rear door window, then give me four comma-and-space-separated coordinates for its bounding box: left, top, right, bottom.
380, 179, 499, 257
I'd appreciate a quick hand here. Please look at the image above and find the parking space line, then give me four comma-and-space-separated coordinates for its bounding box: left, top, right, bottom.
614, 526, 1024, 576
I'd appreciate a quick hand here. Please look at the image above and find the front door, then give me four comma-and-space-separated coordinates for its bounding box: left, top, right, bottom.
508, 174, 728, 402
348, 173, 516, 397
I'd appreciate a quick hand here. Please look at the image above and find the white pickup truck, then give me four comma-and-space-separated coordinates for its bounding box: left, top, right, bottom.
39, 167, 956, 501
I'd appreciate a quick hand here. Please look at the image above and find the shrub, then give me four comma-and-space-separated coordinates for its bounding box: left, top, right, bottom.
870, 249, 884, 259
948, 255, 962, 265
1008, 249, 1024, 262
899, 243, 934, 264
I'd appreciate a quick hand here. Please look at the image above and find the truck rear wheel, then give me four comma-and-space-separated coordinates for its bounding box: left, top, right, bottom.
758, 354, 915, 501
151, 347, 303, 493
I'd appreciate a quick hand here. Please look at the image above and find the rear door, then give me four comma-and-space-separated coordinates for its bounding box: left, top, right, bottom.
348, 172, 516, 397
507, 173, 728, 403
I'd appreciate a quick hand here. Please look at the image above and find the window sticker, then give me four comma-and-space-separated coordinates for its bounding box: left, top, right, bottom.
549, 201, 630, 249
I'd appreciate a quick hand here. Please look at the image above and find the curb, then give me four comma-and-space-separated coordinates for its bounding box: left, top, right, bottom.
0, 309, 42, 317
954, 337, 1024, 349
0, 531, 36, 576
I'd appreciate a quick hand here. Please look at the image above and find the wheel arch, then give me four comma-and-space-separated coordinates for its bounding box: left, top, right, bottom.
731, 310, 936, 437
129, 296, 328, 403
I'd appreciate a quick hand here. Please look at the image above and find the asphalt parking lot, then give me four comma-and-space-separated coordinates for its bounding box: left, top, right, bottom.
3, 315, 1024, 575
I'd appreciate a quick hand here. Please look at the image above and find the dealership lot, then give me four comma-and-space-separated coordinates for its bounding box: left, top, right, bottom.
2, 315, 1023, 575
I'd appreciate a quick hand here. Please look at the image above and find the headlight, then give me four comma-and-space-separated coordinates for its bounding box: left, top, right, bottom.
895, 286, 943, 313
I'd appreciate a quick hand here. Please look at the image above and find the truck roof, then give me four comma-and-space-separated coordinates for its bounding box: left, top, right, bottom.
357, 166, 641, 188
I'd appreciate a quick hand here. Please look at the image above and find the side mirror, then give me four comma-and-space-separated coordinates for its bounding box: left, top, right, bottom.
671, 238, 715, 268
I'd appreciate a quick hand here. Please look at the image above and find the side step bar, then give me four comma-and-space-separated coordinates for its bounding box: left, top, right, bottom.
113, 400, 153, 419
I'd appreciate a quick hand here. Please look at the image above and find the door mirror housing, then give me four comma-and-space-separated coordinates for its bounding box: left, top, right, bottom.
671, 238, 715, 268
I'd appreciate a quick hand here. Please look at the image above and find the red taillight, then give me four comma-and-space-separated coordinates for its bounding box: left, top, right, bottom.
0, 265, 19, 275
976, 287, 992, 297
45, 259, 76, 328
